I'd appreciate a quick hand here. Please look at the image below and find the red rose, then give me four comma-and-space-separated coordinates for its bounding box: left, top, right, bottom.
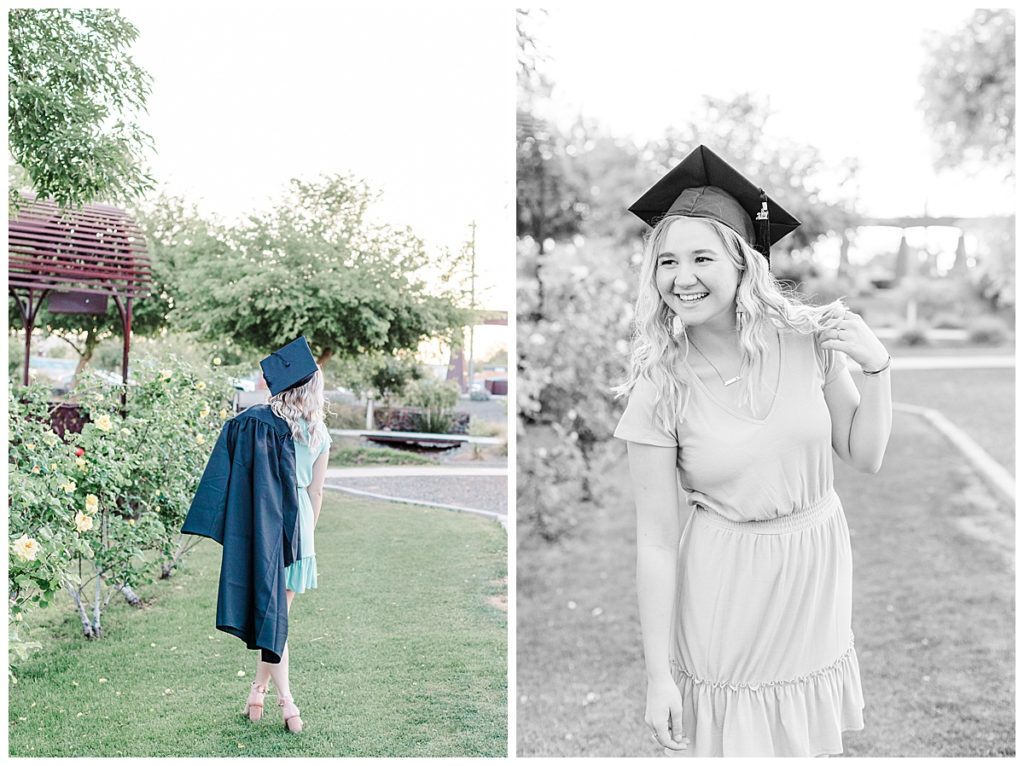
75, 447, 85, 457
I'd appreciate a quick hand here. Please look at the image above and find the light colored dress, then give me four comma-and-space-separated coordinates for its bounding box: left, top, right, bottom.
283, 418, 332, 593
614, 327, 865, 757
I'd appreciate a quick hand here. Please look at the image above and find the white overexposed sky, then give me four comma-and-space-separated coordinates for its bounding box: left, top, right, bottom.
531, 2, 1014, 219
118, 2, 513, 325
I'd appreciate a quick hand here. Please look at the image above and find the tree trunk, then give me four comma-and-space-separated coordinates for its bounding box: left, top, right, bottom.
92, 563, 103, 638
115, 583, 143, 607
317, 348, 333, 366
65, 580, 96, 639
73, 327, 100, 378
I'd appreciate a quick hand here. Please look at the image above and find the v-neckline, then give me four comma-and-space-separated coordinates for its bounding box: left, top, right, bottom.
684, 326, 784, 424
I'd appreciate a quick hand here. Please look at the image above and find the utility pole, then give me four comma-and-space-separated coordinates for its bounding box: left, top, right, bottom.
467, 220, 477, 393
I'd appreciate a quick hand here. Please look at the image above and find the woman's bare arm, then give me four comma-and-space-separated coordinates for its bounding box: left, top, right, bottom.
628, 441, 687, 750
821, 311, 893, 473
308, 450, 329, 528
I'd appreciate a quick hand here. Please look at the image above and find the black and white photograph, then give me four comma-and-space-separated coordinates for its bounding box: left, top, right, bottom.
517, 5, 1014, 757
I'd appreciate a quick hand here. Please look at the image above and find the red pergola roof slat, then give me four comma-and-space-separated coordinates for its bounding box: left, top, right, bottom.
9, 193, 152, 299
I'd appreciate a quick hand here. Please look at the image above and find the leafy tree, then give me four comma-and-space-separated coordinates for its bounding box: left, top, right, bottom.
8, 8, 155, 209
170, 175, 467, 365
516, 9, 582, 252
329, 351, 423, 406
920, 9, 1015, 177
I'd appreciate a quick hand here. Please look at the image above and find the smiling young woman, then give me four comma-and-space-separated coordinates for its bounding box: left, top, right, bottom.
613, 146, 893, 757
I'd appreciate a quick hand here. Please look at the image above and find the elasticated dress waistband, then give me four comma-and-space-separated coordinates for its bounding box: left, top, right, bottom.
694, 490, 840, 535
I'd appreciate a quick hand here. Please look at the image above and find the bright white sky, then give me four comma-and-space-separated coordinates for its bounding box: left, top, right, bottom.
533, 2, 1015, 220
120, 2, 513, 327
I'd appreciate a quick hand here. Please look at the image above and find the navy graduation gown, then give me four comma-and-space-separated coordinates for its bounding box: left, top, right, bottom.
181, 404, 301, 663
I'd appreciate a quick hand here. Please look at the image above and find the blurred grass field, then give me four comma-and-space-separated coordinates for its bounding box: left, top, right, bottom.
9, 493, 507, 757
517, 367, 1014, 757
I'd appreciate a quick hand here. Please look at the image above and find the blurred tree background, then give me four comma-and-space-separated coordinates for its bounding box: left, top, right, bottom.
516, 7, 1015, 544
920, 9, 1015, 179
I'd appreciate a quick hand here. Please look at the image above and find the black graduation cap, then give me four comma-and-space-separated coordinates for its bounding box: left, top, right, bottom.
260, 336, 318, 396
628, 145, 800, 263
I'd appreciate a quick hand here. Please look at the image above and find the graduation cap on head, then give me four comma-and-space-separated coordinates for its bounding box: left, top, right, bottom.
260, 336, 318, 397
628, 145, 800, 265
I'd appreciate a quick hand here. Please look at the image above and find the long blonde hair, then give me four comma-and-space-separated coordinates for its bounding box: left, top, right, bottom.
269, 367, 327, 452
613, 215, 846, 428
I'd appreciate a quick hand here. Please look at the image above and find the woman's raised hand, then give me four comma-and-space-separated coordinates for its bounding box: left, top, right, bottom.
819, 309, 890, 372
645, 674, 689, 751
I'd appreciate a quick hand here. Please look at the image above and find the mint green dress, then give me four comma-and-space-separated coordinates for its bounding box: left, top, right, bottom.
283, 419, 331, 593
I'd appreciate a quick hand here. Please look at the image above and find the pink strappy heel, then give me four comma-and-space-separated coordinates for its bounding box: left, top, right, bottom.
278, 694, 303, 733
242, 681, 267, 722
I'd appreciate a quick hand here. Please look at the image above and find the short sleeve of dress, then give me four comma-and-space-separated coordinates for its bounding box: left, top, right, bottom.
317, 421, 333, 460
812, 332, 846, 387
612, 376, 678, 447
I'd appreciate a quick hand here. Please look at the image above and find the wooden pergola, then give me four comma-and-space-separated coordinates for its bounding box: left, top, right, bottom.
9, 194, 151, 399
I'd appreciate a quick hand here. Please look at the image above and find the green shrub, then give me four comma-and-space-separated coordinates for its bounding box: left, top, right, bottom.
325, 402, 366, 430
403, 378, 459, 411
967, 316, 1010, 345
416, 409, 455, 435
403, 379, 459, 434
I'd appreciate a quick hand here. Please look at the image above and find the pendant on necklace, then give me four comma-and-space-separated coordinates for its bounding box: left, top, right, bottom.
723, 376, 741, 387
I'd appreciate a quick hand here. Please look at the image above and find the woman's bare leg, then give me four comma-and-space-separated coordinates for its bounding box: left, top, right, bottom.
254, 589, 297, 695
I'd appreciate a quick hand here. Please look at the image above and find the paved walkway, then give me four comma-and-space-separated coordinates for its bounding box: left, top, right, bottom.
325, 464, 508, 528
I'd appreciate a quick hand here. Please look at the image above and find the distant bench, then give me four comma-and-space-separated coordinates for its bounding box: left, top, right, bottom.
329, 428, 503, 448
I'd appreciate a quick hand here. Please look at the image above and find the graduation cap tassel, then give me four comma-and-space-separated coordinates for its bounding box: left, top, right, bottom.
754, 189, 771, 264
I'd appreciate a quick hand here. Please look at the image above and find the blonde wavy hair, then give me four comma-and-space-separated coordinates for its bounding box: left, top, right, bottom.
269, 367, 327, 453
613, 215, 847, 428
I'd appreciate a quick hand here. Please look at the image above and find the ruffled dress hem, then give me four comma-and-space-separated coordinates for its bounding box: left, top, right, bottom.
670, 639, 865, 757
284, 555, 318, 593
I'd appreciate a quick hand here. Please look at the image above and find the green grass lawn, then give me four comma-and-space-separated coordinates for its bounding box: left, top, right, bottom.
9, 493, 507, 757
517, 389, 1013, 755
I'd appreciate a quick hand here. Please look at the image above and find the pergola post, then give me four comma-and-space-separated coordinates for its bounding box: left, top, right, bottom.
8, 194, 150, 414
112, 295, 133, 410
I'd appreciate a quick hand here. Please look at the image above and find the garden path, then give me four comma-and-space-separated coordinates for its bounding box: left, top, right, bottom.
325, 465, 508, 528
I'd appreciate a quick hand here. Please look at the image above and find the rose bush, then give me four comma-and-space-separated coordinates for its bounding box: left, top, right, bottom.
9, 358, 235, 659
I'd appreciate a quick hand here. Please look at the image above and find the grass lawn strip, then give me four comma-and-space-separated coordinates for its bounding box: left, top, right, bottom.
889, 368, 1013, 474
9, 493, 507, 757
516, 409, 1013, 756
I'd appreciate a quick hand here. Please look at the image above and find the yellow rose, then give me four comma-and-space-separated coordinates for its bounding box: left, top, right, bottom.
161, 370, 173, 381
61, 480, 77, 494
26, 443, 35, 451
213, 357, 222, 366
31, 465, 40, 474
50, 463, 57, 471
220, 409, 229, 419
43, 433, 59, 446
85, 495, 99, 514
196, 434, 206, 445
196, 381, 207, 391
12, 535, 38, 561
199, 406, 211, 418
76, 458, 87, 470
95, 414, 113, 432
127, 518, 136, 526
75, 512, 94, 533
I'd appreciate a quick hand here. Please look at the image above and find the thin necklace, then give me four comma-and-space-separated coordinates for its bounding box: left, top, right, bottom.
688, 337, 742, 387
